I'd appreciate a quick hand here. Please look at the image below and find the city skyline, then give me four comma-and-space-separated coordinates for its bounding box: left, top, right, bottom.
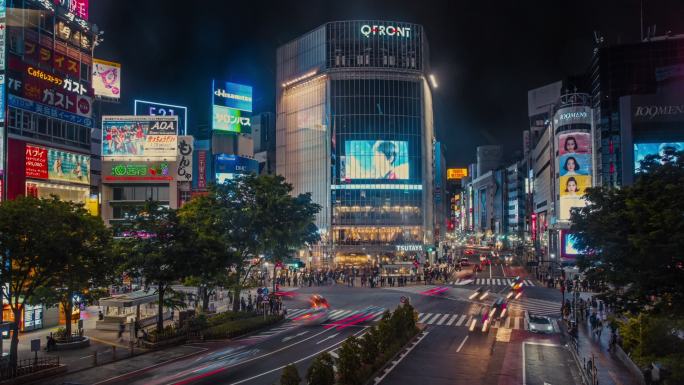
91, 0, 684, 165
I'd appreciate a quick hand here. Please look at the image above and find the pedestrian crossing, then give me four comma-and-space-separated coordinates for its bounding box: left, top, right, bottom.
451, 278, 536, 286
238, 324, 297, 342
416, 312, 526, 330
507, 297, 560, 316
286, 308, 387, 322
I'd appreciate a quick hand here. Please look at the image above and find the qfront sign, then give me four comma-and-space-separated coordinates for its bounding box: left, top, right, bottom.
360, 24, 411, 38
396, 244, 422, 252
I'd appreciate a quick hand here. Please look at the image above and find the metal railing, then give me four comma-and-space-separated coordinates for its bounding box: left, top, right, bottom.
0, 356, 61, 380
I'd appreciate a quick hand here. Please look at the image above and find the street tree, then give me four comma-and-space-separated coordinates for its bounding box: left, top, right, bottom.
280, 363, 301, 385
31, 204, 115, 340
306, 352, 335, 385
571, 152, 684, 316
177, 193, 234, 312
119, 200, 192, 331
253, 174, 320, 292
0, 197, 85, 367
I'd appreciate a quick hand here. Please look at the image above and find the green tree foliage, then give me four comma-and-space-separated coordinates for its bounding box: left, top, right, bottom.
31, 203, 115, 340
337, 335, 363, 385
359, 328, 380, 366
0, 197, 111, 367
193, 175, 320, 311
571, 152, 684, 316
119, 200, 192, 331
280, 363, 301, 385
306, 352, 335, 385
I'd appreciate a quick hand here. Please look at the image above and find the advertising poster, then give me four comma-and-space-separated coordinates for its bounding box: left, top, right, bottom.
447, 168, 468, 180
634, 142, 684, 171
197, 151, 207, 189
102, 116, 178, 161
212, 80, 252, 133
342, 140, 409, 180
214, 154, 258, 183
92, 59, 121, 99
25, 144, 89, 184
47, 147, 90, 185
0, 22, 5, 70
558, 131, 592, 221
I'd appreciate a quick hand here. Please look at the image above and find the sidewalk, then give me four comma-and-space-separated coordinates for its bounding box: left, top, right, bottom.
568, 313, 640, 385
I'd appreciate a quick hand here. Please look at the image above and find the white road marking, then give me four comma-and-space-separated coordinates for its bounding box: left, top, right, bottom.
446, 314, 458, 326
426, 313, 442, 324
281, 331, 308, 342
316, 333, 340, 345
515, 317, 521, 330
374, 332, 430, 384
456, 314, 467, 326
418, 313, 432, 323
436, 314, 450, 325
456, 335, 469, 352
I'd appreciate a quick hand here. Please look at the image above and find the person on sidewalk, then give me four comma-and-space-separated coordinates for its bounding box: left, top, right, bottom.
596, 319, 604, 339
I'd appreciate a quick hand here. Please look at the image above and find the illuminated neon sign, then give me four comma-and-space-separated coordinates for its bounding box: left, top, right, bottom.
106, 163, 173, 181
360, 24, 411, 38
27, 66, 87, 95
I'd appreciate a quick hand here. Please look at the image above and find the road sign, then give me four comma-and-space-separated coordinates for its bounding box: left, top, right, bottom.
30, 338, 40, 352
400, 296, 408, 304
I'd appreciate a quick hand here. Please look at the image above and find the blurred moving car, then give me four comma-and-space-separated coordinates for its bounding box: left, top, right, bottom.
528, 314, 554, 333
464, 249, 474, 255
293, 295, 330, 325
459, 257, 470, 266
490, 298, 508, 319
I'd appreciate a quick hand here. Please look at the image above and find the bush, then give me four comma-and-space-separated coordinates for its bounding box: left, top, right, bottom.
306, 352, 335, 385
203, 314, 283, 340
206, 310, 258, 327
280, 363, 301, 385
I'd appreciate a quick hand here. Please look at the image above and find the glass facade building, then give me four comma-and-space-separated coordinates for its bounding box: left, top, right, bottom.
276, 21, 435, 267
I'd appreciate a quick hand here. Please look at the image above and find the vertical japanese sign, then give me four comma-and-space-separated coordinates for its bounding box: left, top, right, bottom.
197, 151, 207, 189
176, 136, 193, 182
25, 145, 48, 179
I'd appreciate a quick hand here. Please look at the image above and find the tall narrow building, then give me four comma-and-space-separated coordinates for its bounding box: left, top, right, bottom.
276, 21, 435, 269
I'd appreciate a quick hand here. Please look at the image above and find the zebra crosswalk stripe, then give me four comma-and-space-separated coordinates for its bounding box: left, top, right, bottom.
505, 317, 511, 329
446, 314, 458, 326
436, 314, 450, 325
456, 314, 467, 326
288, 309, 307, 317
514, 317, 521, 330
426, 313, 443, 324
418, 313, 432, 323
330, 310, 353, 320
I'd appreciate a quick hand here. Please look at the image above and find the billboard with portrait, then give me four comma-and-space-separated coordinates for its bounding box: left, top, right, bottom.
341, 140, 409, 180
558, 131, 593, 221
92, 59, 121, 100
634, 142, 684, 171
102, 116, 178, 161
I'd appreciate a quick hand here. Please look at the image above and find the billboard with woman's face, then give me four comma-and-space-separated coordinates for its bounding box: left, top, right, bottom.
341, 140, 409, 180
557, 132, 592, 220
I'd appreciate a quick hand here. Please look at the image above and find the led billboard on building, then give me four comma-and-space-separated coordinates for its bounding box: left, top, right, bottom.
102, 116, 178, 161
447, 168, 468, 180
214, 154, 258, 183
25, 144, 90, 185
634, 142, 684, 171
342, 140, 409, 180
92, 59, 121, 100
212, 80, 252, 134
557, 131, 592, 221
135, 100, 188, 135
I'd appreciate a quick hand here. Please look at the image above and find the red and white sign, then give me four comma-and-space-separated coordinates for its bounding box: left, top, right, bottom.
197, 151, 207, 189
25, 145, 48, 179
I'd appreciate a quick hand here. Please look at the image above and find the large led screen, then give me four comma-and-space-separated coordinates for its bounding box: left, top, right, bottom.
558, 132, 592, 221
342, 140, 409, 180
634, 142, 684, 171
564, 233, 580, 255
212, 80, 252, 133
102, 116, 178, 161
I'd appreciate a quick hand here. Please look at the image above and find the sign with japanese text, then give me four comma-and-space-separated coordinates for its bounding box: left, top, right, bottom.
54, 0, 89, 21
105, 162, 173, 181
176, 136, 193, 182
25, 145, 49, 179
212, 80, 252, 134
102, 116, 178, 161
92, 59, 121, 99
447, 168, 468, 180
197, 151, 207, 189
25, 144, 90, 184
9, 94, 93, 127
9, 74, 92, 118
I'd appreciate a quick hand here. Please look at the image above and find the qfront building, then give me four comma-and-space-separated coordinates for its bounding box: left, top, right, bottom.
276, 21, 436, 269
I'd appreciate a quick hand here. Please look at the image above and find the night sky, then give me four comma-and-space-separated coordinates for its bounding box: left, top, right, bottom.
90, 0, 684, 166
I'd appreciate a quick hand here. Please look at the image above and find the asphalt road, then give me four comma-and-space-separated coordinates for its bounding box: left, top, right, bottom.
51, 254, 576, 385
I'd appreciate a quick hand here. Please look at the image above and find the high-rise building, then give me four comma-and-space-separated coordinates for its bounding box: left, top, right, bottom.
2, 1, 98, 217
252, 112, 276, 175
591, 34, 684, 188
276, 21, 435, 268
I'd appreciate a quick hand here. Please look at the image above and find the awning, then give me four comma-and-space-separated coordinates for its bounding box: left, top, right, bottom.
98, 290, 157, 308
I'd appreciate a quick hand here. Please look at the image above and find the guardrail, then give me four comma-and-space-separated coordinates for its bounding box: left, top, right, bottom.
0, 356, 61, 380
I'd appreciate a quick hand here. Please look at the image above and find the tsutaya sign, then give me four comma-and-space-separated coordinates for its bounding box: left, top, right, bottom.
360, 24, 411, 38
396, 244, 422, 252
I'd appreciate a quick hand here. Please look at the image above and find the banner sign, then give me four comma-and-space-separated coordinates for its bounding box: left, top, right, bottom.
106, 162, 172, 181
9, 94, 93, 127
92, 59, 121, 99
102, 116, 178, 161
25, 144, 90, 185
197, 151, 207, 189
8, 74, 92, 118
447, 168, 468, 180
212, 80, 252, 134
176, 136, 193, 182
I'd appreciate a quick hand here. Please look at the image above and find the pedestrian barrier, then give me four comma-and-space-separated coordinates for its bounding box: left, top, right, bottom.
0, 356, 61, 380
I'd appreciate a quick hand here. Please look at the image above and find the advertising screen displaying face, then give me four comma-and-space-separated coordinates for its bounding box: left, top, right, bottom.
342, 140, 409, 180
558, 131, 592, 221
102, 116, 178, 161
634, 142, 684, 171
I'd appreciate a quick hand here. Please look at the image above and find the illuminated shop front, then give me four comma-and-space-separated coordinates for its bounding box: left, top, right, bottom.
277, 21, 435, 267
